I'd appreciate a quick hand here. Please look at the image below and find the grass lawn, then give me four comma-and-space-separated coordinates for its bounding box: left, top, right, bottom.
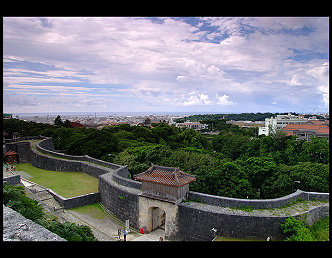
70, 203, 107, 220
15, 163, 99, 198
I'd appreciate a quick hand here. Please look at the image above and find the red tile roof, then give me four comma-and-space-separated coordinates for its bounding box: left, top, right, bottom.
282, 123, 329, 135
134, 165, 196, 187
69, 122, 85, 128
4, 150, 18, 156
317, 127, 329, 134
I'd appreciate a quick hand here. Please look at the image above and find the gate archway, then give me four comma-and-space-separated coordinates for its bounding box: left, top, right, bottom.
138, 196, 179, 240
148, 206, 166, 231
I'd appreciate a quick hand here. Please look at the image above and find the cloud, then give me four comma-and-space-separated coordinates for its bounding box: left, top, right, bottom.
289, 74, 302, 86
3, 17, 329, 113
182, 92, 212, 106
216, 94, 236, 106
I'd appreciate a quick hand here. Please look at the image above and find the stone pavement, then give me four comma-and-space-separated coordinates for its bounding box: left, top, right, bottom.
130, 228, 166, 241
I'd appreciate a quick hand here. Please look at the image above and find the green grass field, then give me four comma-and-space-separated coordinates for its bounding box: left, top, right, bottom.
70, 203, 107, 219
15, 163, 99, 198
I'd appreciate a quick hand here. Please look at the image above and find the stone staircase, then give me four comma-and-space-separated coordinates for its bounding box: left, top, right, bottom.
21, 178, 64, 211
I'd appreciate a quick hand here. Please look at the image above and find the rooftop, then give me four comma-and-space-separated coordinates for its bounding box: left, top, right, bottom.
282, 123, 329, 134
134, 165, 196, 187
4, 150, 18, 156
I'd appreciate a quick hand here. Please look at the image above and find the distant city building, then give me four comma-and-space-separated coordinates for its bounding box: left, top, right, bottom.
3, 114, 12, 119
69, 121, 85, 128
226, 120, 265, 128
258, 113, 320, 136
143, 117, 152, 126
176, 122, 208, 130
282, 122, 329, 142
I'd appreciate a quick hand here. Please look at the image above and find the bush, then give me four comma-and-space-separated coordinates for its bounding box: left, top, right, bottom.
46, 221, 97, 241
3, 182, 45, 223
281, 216, 314, 241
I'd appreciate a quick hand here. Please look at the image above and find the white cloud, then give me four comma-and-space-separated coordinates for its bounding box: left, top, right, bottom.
289, 74, 302, 86
182, 92, 212, 106
216, 94, 236, 106
3, 17, 329, 113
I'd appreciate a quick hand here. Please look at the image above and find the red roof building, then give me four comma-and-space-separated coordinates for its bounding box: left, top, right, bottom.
69, 121, 85, 128
282, 123, 329, 141
134, 165, 196, 203
4, 150, 18, 163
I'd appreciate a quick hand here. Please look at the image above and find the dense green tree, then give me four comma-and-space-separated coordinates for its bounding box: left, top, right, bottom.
54, 115, 63, 126
244, 157, 277, 193
212, 132, 250, 160
302, 136, 329, 164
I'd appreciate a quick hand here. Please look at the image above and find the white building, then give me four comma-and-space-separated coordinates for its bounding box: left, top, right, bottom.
258, 113, 316, 136
176, 122, 208, 131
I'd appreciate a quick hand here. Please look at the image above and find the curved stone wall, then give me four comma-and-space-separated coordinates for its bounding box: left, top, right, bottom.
7, 137, 329, 241
188, 189, 329, 209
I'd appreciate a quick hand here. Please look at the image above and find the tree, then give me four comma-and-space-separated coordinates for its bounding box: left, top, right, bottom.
212, 132, 250, 160
54, 115, 63, 126
244, 157, 277, 198
202, 162, 256, 198
63, 120, 73, 128
302, 136, 329, 164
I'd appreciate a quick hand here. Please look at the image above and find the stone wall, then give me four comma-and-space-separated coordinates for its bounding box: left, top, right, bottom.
3, 205, 66, 241
3, 175, 21, 185
177, 201, 329, 241
5, 141, 31, 163
188, 189, 329, 209
47, 189, 101, 209
99, 172, 140, 229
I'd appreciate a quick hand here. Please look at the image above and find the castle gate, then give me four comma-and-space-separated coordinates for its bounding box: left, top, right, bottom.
134, 165, 196, 240
138, 195, 178, 239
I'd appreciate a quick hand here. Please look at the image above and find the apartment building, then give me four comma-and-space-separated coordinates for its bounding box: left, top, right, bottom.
258, 113, 316, 136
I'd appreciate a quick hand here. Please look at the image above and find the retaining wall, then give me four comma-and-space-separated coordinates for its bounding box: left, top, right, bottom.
99, 172, 140, 229
177, 202, 329, 241
3, 175, 21, 186
188, 189, 329, 209
47, 189, 101, 209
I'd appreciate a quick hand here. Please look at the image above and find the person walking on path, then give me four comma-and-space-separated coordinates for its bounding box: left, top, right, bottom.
123, 230, 127, 241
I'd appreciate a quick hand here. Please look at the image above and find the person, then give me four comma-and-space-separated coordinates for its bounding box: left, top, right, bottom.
123, 230, 127, 241
159, 237, 163, 241
6, 163, 9, 172
118, 229, 121, 240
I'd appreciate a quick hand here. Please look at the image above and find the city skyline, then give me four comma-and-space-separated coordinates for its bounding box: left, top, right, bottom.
3, 17, 329, 114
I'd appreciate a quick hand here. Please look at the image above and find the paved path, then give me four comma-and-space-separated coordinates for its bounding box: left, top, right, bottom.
130, 228, 165, 241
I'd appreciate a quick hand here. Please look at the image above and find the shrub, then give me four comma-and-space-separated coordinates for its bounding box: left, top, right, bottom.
281, 216, 314, 241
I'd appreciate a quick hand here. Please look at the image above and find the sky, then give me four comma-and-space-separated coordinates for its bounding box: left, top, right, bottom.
3, 17, 329, 114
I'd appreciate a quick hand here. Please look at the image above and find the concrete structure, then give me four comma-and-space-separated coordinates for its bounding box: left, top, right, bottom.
176, 122, 208, 130
258, 113, 323, 136
226, 120, 265, 129
282, 123, 329, 141
4, 136, 329, 241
